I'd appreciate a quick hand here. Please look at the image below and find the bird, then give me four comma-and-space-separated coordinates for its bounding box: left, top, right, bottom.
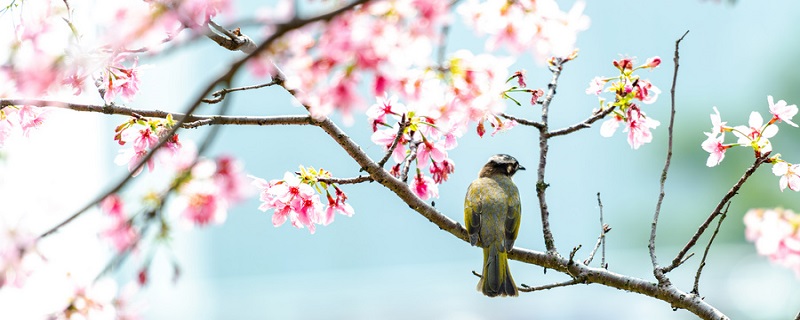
464, 154, 524, 297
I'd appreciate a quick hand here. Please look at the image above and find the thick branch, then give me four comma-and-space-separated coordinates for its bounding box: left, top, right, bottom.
537, 60, 565, 254
310, 114, 728, 320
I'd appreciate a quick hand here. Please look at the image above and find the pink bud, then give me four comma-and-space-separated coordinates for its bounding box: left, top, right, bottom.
646, 56, 661, 68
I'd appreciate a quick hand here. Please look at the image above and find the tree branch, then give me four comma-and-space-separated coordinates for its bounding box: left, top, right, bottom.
649, 30, 688, 284
308, 111, 729, 320
36, 0, 371, 239
547, 106, 615, 138
663, 154, 769, 273
0, 99, 313, 128
692, 203, 729, 295
537, 59, 566, 254
500, 112, 544, 129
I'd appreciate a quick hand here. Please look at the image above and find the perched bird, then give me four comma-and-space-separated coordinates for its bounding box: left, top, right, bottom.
464, 154, 524, 297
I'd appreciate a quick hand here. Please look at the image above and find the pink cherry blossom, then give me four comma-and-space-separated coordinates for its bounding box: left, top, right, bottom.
625, 107, 660, 149
371, 125, 408, 163
101, 194, 126, 219
585, 76, 607, 95
645, 56, 661, 68
634, 79, 660, 105
115, 148, 155, 177
213, 155, 253, 204
701, 132, 728, 167
772, 162, 800, 192
733, 111, 778, 154
430, 158, 455, 183
768, 95, 798, 127
410, 173, 438, 200
0, 109, 18, 148
178, 181, 228, 227
417, 140, 447, 169
133, 128, 159, 152
367, 94, 406, 132
710, 106, 726, 133
102, 220, 139, 253
600, 113, 623, 138
102, 55, 142, 103
251, 172, 324, 233
0, 227, 38, 289
16, 105, 49, 137
744, 208, 800, 277
321, 188, 355, 226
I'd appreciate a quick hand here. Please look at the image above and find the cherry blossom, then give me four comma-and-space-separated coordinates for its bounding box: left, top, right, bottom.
16, 105, 49, 137
645, 56, 662, 69
624, 107, 660, 149
768, 95, 798, 127
102, 54, 142, 103
429, 158, 455, 183
102, 220, 139, 253
744, 208, 800, 277
772, 162, 800, 192
457, 0, 589, 61
585, 76, 607, 95
322, 189, 354, 226
410, 172, 438, 200
709, 106, 727, 134
701, 132, 728, 167
0, 227, 39, 289
732, 111, 777, 155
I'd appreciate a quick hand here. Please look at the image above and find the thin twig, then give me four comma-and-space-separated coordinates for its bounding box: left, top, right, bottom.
663, 154, 768, 273
317, 175, 373, 185
202, 80, 280, 104
547, 106, 615, 138
649, 30, 688, 284
519, 278, 582, 292
400, 142, 419, 183
584, 193, 610, 267
500, 112, 544, 129
376, 119, 408, 168
692, 202, 730, 295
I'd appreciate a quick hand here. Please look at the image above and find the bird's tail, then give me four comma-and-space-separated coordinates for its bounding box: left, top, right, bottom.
478, 245, 518, 297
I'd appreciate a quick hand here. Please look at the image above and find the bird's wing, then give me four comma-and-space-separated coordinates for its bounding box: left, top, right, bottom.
504, 184, 521, 252
464, 181, 482, 247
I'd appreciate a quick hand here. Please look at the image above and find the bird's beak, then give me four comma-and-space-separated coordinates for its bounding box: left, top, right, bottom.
519, 165, 526, 171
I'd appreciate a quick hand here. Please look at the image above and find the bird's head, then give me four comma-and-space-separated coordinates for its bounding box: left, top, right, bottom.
479, 154, 525, 177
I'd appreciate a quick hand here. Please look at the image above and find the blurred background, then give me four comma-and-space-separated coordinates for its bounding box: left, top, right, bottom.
2, 0, 800, 319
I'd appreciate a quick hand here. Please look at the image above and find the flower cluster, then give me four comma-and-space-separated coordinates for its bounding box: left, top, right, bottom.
100, 54, 142, 103
100, 195, 139, 253
700, 96, 800, 191
113, 114, 181, 177
587, 56, 662, 149
0, 105, 50, 147
744, 208, 800, 277
249, 0, 450, 123
457, 0, 589, 62
172, 153, 253, 227
251, 166, 354, 234
0, 226, 40, 289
